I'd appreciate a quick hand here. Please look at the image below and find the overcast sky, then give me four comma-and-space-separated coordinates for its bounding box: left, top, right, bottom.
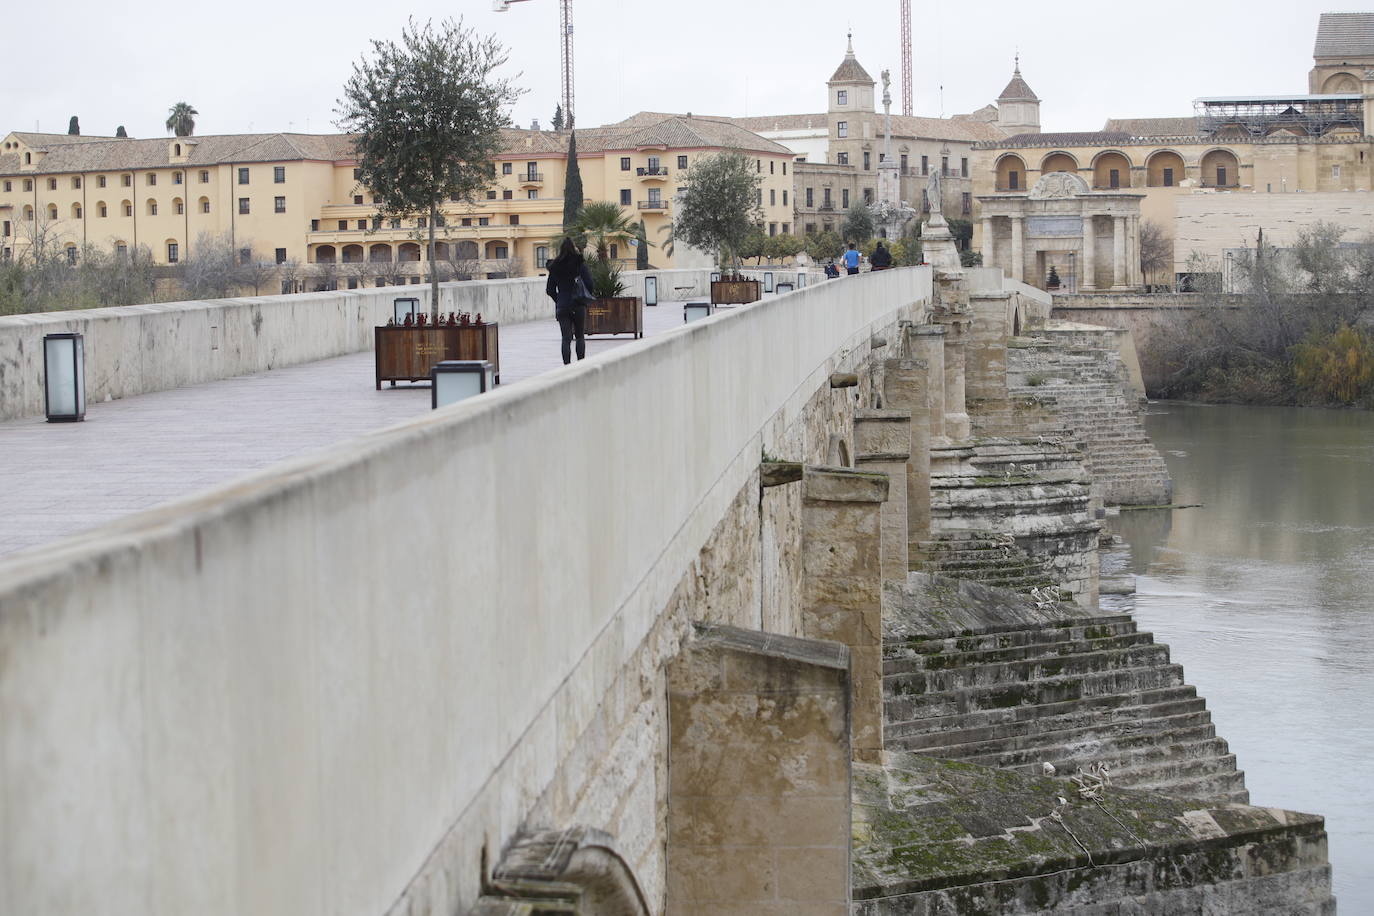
5, 0, 1347, 141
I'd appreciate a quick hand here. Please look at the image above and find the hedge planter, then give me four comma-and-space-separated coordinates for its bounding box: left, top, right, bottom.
375, 323, 500, 388
584, 297, 643, 338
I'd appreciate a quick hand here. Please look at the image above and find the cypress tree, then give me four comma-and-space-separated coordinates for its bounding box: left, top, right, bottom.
636, 220, 649, 269
562, 130, 583, 229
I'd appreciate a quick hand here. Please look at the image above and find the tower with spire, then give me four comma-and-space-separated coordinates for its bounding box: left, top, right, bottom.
995, 56, 1041, 135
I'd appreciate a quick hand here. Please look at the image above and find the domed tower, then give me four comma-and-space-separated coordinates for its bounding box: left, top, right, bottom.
826, 33, 877, 168
996, 58, 1041, 135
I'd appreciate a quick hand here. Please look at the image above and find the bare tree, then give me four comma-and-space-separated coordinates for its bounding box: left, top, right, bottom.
1139, 219, 1172, 287
179, 232, 243, 299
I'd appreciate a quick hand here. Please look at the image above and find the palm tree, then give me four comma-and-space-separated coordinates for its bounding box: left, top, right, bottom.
562, 201, 639, 262
166, 102, 198, 137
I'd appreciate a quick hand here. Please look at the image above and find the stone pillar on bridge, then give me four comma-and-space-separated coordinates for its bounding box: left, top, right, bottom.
909, 325, 946, 444
800, 466, 888, 763
1010, 215, 1025, 282
881, 354, 933, 563
854, 408, 913, 583
1113, 215, 1127, 289
1082, 216, 1097, 292
666, 623, 852, 913
981, 216, 995, 272
933, 271, 972, 442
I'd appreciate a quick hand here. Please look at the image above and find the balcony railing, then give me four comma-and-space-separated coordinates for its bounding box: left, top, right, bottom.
636, 167, 669, 178
819, 203, 835, 211
637, 200, 669, 209
519, 172, 544, 183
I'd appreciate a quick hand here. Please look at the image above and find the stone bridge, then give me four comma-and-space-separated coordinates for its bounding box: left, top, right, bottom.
0, 267, 1332, 914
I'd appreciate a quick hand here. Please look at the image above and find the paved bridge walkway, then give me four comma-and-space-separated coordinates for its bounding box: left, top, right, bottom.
0, 298, 721, 558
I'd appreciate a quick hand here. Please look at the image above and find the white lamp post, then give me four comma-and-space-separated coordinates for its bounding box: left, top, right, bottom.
43, 332, 86, 422
431, 360, 495, 409
394, 296, 421, 324
683, 302, 713, 323
796, 272, 807, 289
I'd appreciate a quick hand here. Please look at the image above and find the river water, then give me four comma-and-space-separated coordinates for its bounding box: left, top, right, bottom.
1104, 402, 1374, 910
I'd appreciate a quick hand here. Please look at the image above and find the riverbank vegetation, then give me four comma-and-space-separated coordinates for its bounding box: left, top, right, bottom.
1151, 223, 1374, 408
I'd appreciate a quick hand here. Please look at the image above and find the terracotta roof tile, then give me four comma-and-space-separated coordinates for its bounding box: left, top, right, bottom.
1102, 117, 1200, 137
998, 69, 1039, 102
1314, 12, 1374, 59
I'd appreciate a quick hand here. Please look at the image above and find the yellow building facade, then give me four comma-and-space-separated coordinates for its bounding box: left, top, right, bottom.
0, 116, 794, 288
972, 12, 1374, 284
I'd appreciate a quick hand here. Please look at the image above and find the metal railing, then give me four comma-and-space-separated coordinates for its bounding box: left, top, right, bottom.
637, 200, 668, 209
520, 172, 544, 182
636, 167, 669, 177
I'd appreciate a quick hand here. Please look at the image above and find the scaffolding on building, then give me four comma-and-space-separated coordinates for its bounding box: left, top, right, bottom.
1193, 95, 1365, 138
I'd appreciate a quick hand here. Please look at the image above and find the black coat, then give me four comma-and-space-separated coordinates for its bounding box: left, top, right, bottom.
545, 256, 595, 315
870, 246, 892, 269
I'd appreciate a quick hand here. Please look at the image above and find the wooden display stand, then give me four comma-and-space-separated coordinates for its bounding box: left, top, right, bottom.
375, 323, 500, 389
711, 279, 762, 305
584, 297, 643, 338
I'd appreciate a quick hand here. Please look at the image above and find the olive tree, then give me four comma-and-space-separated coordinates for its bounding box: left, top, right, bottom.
672, 151, 761, 269
338, 18, 522, 318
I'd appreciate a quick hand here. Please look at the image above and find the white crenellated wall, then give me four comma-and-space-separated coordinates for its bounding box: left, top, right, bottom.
0, 267, 929, 916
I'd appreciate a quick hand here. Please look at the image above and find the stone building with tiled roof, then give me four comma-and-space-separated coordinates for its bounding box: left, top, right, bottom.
0, 115, 795, 280
971, 13, 1374, 288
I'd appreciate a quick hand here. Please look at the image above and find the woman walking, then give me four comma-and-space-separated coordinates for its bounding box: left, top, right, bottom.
545, 238, 596, 365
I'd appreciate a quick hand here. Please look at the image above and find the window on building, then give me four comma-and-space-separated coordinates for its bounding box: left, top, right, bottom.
98, 175, 107, 188
756, 159, 762, 173
356, 219, 366, 230
353, 168, 362, 179
239, 198, 250, 214
123, 202, 132, 216
72, 176, 82, 189
66, 246, 78, 265
527, 189, 538, 199
837, 90, 848, 105
837, 121, 848, 138
74, 205, 83, 219
842, 189, 850, 209
536, 245, 549, 268
961, 158, 969, 177
757, 189, 763, 206
24, 179, 33, 191
486, 190, 497, 200
274, 166, 285, 183
620, 188, 632, 206
806, 222, 816, 234
147, 201, 158, 216
372, 217, 382, 230
1, 221, 8, 237
115, 243, 127, 259
310, 219, 319, 231
823, 188, 832, 207
175, 200, 184, 215
863, 188, 873, 204
1332, 164, 1341, 179
48, 178, 57, 190
1109, 169, 1120, 189
782, 162, 787, 175
1008, 171, 1020, 190
239, 248, 252, 265
167, 242, 179, 263
122, 174, 132, 187
900, 154, 908, 173
200, 170, 209, 183
837, 152, 848, 165
769, 160, 775, 175
503, 189, 513, 200
921, 190, 929, 211
502, 162, 513, 175
620, 157, 631, 171
353, 195, 364, 205
769, 222, 777, 236
509, 215, 519, 225
268, 196, 283, 213
609, 244, 618, 260
99, 203, 107, 218
647, 188, 662, 206
782, 190, 788, 205
389, 218, 401, 229
962, 192, 972, 215
526, 161, 538, 178
478, 217, 489, 226
1, 180, 9, 192
173, 172, 182, 185
275, 247, 287, 264
770, 188, 776, 205
1162, 168, 1174, 187
921, 155, 929, 175
436, 216, 446, 227
1216, 166, 1227, 187
461, 218, 472, 226
806, 187, 814, 207
941, 156, 949, 175
337, 220, 348, 230
202, 199, 211, 214
417, 217, 426, 229
678, 155, 688, 169
238, 168, 249, 185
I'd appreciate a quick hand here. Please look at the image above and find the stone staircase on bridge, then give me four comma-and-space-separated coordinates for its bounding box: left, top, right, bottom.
883, 574, 1249, 804
975, 339, 1173, 506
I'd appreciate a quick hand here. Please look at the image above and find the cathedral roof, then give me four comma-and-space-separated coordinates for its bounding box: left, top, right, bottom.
829, 35, 875, 84
1102, 117, 1200, 137
1313, 12, 1374, 60
998, 68, 1039, 102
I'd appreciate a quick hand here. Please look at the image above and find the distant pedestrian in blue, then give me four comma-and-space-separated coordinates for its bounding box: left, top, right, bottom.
545, 237, 596, 364
840, 242, 861, 275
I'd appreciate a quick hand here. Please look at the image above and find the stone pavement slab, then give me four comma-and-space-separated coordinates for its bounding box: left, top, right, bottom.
0, 296, 755, 558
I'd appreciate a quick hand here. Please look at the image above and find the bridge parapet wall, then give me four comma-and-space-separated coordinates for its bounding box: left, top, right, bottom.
0, 267, 929, 916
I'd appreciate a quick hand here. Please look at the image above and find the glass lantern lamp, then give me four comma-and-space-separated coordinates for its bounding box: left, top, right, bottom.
797, 272, 807, 289
683, 302, 713, 323
644, 275, 658, 306
775, 282, 794, 294
431, 360, 495, 408
393, 297, 421, 324
710, 271, 721, 283
763, 271, 775, 293
43, 332, 86, 422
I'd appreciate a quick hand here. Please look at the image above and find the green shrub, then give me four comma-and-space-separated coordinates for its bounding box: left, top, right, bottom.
587, 257, 626, 298
1292, 325, 1374, 405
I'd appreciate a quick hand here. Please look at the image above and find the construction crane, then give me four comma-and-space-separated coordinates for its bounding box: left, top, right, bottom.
493, 0, 575, 129
900, 0, 912, 116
